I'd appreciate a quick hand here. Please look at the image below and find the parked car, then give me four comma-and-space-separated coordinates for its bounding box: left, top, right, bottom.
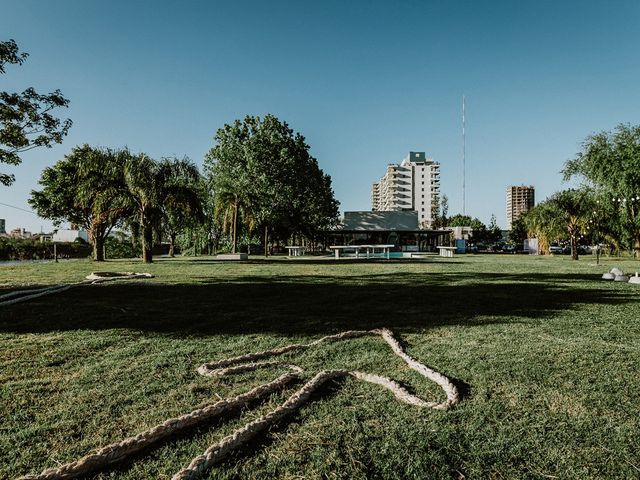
578, 245, 592, 255
502, 244, 516, 253
549, 244, 563, 254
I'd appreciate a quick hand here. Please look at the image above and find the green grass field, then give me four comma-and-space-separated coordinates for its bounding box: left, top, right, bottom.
2, 254, 640, 479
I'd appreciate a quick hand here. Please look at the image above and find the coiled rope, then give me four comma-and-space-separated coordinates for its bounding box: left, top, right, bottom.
1, 272, 153, 307
18, 328, 460, 480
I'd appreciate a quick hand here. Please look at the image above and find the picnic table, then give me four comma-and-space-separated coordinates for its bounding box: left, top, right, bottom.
285, 246, 305, 257
329, 244, 395, 259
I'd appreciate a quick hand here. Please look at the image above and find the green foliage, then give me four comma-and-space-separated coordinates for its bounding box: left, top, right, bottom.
447, 214, 492, 242
104, 235, 140, 259
524, 188, 595, 258
0, 237, 90, 261
508, 216, 528, 246
430, 194, 449, 229
204, 114, 339, 254
28, 145, 131, 261
0, 39, 72, 186
563, 124, 640, 256
123, 154, 202, 262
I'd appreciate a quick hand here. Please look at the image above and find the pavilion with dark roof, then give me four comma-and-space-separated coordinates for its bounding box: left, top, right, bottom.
320, 211, 451, 253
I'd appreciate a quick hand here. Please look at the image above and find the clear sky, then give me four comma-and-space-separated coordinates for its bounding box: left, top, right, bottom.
1, 0, 639, 232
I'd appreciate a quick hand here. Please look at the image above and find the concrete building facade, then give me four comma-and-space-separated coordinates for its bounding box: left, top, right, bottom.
506, 185, 535, 229
371, 151, 440, 227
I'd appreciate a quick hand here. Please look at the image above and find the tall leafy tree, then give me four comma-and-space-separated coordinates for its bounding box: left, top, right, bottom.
524, 201, 563, 255
525, 189, 594, 259
124, 154, 201, 263
508, 216, 528, 247
205, 114, 339, 255
1, 39, 72, 186
487, 214, 503, 243
29, 145, 130, 261
549, 188, 594, 260
159, 157, 203, 257
563, 124, 640, 257
205, 118, 255, 254
430, 194, 449, 229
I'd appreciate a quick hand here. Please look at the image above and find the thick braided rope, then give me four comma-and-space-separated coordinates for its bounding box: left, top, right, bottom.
175, 327, 459, 479
18, 328, 460, 480
1, 273, 153, 308
0, 284, 75, 307
17, 372, 300, 480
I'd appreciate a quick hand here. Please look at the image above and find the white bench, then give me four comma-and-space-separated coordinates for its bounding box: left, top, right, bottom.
437, 246, 456, 258
286, 246, 305, 257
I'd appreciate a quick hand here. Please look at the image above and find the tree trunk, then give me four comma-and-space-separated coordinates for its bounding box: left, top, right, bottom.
635, 234, 640, 260
142, 220, 153, 263
169, 233, 176, 257
570, 234, 579, 261
93, 234, 105, 262
264, 225, 269, 258
232, 202, 238, 254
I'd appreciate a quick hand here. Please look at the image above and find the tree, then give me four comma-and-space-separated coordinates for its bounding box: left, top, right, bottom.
563, 124, 640, 257
524, 201, 563, 255
446, 214, 488, 243
205, 118, 255, 254
430, 194, 449, 229
205, 114, 339, 255
508, 216, 528, 247
487, 214, 503, 244
159, 157, 204, 257
29, 145, 130, 261
549, 189, 594, 260
1, 39, 72, 186
123, 154, 201, 263
525, 189, 594, 259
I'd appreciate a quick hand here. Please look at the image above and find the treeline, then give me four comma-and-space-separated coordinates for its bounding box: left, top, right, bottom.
0, 237, 91, 261
516, 124, 640, 259
29, 115, 340, 262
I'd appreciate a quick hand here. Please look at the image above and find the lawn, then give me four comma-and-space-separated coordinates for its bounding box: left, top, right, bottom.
1, 254, 640, 479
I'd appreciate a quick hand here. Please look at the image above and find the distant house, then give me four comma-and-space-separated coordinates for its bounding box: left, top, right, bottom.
9, 228, 32, 239
321, 211, 451, 252
52, 229, 89, 243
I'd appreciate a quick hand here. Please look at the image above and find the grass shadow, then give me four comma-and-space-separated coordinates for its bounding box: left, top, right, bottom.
1, 271, 633, 336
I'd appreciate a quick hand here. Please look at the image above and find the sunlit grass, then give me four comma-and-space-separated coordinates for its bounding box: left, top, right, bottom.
2, 254, 640, 479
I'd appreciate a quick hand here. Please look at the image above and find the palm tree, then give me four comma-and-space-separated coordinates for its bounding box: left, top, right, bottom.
159, 157, 203, 257
124, 154, 201, 263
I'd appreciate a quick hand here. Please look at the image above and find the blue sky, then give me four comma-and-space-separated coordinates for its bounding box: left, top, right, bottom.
1, 0, 639, 232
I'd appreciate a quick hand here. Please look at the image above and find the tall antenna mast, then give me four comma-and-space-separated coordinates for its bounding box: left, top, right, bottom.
462, 94, 466, 215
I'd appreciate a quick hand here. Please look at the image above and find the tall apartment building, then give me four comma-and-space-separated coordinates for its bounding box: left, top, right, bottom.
506, 185, 535, 229
0, 218, 5, 235
371, 151, 440, 227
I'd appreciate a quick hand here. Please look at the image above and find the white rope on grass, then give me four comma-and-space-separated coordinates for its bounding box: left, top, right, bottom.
18, 328, 461, 480
1, 272, 154, 307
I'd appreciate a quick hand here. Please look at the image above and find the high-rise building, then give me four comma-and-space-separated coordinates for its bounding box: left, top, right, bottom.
371, 151, 440, 227
0, 218, 5, 235
506, 185, 535, 229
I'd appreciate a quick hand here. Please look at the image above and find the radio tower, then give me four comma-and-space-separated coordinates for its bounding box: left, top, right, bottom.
462, 95, 466, 215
